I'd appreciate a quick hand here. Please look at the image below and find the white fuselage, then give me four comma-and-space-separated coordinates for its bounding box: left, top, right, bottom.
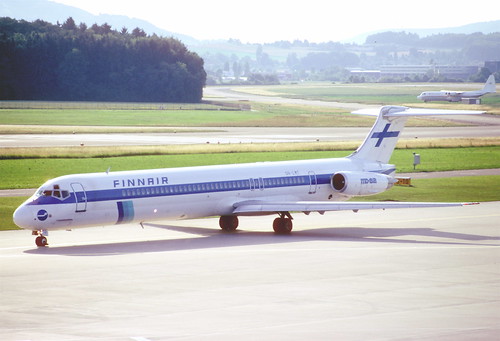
417, 75, 496, 102
13, 157, 392, 232
417, 90, 486, 102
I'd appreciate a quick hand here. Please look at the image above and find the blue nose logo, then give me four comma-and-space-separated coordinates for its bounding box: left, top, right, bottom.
37, 209, 49, 221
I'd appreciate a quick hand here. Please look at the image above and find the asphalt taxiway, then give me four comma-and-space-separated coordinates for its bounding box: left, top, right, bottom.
2, 125, 500, 147
1, 202, 499, 340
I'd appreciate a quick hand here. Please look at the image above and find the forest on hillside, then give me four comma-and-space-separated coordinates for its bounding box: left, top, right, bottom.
0, 17, 206, 102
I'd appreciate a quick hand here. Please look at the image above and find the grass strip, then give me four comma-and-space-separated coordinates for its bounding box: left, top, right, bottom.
356, 176, 500, 202
1, 146, 499, 190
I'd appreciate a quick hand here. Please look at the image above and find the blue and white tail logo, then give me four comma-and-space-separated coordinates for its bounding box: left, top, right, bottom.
371, 123, 400, 147
349, 106, 408, 164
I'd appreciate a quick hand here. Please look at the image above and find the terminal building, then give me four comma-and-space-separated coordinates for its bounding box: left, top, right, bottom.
380, 65, 479, 79
350, 64, 484, 80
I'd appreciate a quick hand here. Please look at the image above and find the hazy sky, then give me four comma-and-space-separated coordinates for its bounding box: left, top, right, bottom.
50, 0, 500, 42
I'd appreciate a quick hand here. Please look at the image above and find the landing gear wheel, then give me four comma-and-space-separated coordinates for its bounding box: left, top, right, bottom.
219, 215, 239, 232
35, 235, 48, 247
273, 217, 293, 234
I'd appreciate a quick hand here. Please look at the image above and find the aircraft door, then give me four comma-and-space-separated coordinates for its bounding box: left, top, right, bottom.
71, 183, 87, 212
249, 178, 264, 191
308, 171, 317, 194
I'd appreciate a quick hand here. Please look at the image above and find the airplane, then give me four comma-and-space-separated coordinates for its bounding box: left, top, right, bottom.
13, 105, 484, 247
417, 75, 496, 102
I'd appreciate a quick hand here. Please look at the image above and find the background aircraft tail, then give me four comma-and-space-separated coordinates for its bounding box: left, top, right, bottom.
349, 106, 484, 164
482, 74, 496, 93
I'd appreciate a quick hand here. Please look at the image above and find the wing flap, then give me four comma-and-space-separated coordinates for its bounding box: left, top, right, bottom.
233, 200, 476, 215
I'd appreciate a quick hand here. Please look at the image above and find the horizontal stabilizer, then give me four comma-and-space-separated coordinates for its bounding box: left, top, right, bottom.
348, 106, 484, 163
352, 106, 485, 117
233, 200, 477, 215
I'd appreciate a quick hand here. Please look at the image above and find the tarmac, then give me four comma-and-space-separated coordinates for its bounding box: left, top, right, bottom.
1, 202, 499, 340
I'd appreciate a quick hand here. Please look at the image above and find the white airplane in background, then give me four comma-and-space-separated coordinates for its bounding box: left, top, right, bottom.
417, 75, 496, 102
14, 105, 484, 247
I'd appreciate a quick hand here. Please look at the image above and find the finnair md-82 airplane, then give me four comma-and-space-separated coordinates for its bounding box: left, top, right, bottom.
417, 75, 496, 102
14, 105, 483, 247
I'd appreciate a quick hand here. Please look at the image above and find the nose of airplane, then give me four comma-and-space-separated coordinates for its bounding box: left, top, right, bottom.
13, 204, 34, 230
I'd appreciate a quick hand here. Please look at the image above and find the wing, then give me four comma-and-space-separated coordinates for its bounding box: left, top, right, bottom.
232, 200, 477, 215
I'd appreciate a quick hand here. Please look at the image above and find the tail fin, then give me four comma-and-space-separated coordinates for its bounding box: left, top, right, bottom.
482, 74, 496, 93
349, 106, 485, 164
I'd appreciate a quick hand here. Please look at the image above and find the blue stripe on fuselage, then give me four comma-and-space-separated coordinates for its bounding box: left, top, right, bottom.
26, 171, 390, 206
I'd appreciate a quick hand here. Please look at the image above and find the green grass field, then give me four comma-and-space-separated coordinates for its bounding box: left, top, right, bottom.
1, 146, 499, 190
0, 109, 276, 126
1, 197, 26, 231
236, 82, 500, 114
358, 176, 500, 202
5, 81, 500, 129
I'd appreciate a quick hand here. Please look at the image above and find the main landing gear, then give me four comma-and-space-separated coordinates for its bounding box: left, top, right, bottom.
219, 215, 239, 232
32, 230, 49, 247
273, 212, 293, 234
219, 212, 294, 234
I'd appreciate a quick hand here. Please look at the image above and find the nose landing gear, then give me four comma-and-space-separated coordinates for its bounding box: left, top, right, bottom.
32, 230, 49, 247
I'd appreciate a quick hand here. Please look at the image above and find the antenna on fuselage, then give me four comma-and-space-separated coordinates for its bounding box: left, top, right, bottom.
106, 167, 111, 174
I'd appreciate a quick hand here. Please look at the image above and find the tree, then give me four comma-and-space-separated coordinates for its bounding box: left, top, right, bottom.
78, 22, 87, 32
0, 18, 206, 102
57, 48, 89, 100
132, 27, 147, 38
61, 17, 77, 31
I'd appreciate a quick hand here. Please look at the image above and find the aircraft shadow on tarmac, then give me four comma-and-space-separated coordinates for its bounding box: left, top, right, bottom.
24, 223, 499, 257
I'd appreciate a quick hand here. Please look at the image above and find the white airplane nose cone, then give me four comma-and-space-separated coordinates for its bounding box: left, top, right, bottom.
13, 205, 33, 229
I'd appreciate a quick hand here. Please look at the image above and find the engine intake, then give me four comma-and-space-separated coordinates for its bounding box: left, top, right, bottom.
331, 171, 395, 196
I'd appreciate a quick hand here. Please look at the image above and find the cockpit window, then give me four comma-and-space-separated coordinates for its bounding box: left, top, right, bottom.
38, 184, 70, 200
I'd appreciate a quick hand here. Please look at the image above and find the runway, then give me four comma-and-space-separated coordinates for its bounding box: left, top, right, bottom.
2, 125, 500, 147
1, 202, 499, 340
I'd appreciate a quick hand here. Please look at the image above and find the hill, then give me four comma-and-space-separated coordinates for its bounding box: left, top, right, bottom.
346, 20, 500, 44
0, 0, 198, 44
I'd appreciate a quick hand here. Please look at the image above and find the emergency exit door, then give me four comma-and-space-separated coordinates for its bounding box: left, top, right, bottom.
71, 183, 87, 212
